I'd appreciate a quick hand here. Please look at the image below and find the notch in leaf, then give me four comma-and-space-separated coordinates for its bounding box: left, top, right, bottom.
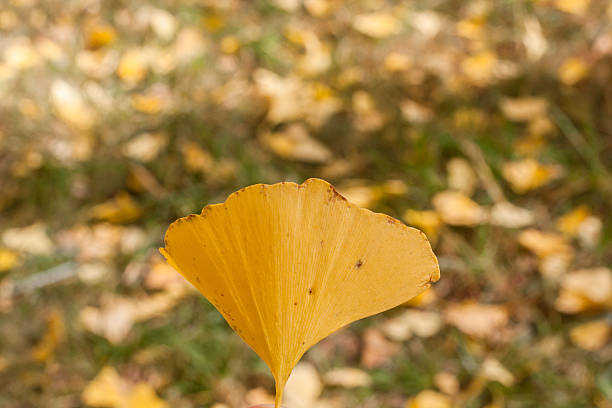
160, 178, 440, 407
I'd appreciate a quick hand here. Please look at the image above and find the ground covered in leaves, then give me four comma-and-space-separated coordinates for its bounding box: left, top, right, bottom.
1, 0, 612, 407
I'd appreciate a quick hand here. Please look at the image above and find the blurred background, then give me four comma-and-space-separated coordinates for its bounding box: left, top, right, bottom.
1, 0, 612, 407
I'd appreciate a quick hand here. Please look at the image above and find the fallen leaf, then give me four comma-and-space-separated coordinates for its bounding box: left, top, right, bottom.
384, 52, 412, 72
444, 302, 508, 338
179, 141, 214, 174
556, 206, 590, 236
82, 366, 168, 408
558, 57, 589, 85
432, 190, 486, 226
261, 124, 332, 163
86, 24, 117, 49
361, 328, 400, 369
447, 158, 477, 196
502, 158, 563, 193
382, 310, 442, 341
121, 132, 168, 163
554, 0, 591, 15
434, 372, 459, 395
323, 367, 371, 388
461, 51, 497, 85
352, 90, 385, 132
490, 202, 534, 228
518, 229, 572, 258
336, 182, 381, 209
245, 387, 275, 406
353, 13, 400, 39
80, 288, 187, 344
480, 357, 514, 386
569, 320, 611, 351
499, 97, 548, 122
523, 17, 548, 61
0, 248, 20, 272
77, 262, 114, 285
50, 80, 97, 131
401, 99, 433, 124
90, 193, 142, 224
555, 267, 612, 314
406, 390, 451, 408
284, 362, 322, 408
32, 309, 64, 362
2, 223, 54, 255
117, 49, 149, 85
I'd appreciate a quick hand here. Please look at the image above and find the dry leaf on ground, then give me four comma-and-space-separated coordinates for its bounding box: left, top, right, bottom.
284, 362, 322, 408
2, 223, 54, 255
432, 190, 486, 226
502, 159, 563, 193
406, 390, 451, 408
82, 366, 168, 408
323, 367, 371, 388
569, 320, 611, 351
445, 302, 508, 339
555, 267, 612, 314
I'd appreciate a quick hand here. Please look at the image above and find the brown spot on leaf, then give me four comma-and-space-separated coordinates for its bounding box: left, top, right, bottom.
355, 259, 363, 268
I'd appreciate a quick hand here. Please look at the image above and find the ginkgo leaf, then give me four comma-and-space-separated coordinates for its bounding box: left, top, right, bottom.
160, 178, 439, 407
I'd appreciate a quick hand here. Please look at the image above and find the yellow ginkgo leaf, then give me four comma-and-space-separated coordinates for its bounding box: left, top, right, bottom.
161, 178, 439, 407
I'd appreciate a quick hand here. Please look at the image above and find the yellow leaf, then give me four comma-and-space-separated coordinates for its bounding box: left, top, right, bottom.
558, 57, 589, 85
457, 16, 486, 40
284, 362, 322, 408
86, 25, 117, 49
490, 202, 534, 228
117, 49, 148, 85
2, 223, 54, 255
179, 141, 214, 174
555, 267, 612, 314
90, 193, 142, 224
123, 384, 168, 408
556, 205, 590, 236
323, 367, 371, 388
518, 229, 572, 259
432, 190, 486, 226
82, 366, 168, 408
121, 132, 167, 163
569, 320, 611, 351
434, 372, 459, 395
502, 158, 563, 193
554, 0, 591, 15
220, 36, 240, 54
499, 97, 548, 122
50, 80, 97, 131
401, 99, 433, 124
160, 179, 439, 407
383, 52, 412, 73
480, 357, 515, 386
260, 124, 332, 163
461, 51, 497, 85
82, 366, 125, 407
447, 158, 477, 196
131, 94, 163, 114
407, 390, 451, 408
444, 302, 508, 338
0, 248, 20, 272
352, 13, 401, 39
32, 309, 64, 362
336, 182, 381, 209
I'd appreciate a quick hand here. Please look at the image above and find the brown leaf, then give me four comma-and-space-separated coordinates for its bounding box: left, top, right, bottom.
361, 328, 399, 369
